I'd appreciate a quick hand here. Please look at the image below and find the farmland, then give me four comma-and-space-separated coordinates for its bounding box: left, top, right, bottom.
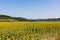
0, 22, 60, 40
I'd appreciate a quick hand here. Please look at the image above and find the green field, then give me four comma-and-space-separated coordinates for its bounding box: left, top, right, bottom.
0, 22, 60, 40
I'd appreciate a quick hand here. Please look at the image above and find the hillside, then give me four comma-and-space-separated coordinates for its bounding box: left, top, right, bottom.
0, 14, 60, 22
0, 15, 27, 22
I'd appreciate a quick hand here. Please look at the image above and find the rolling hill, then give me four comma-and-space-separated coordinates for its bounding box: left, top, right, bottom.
0, 15, 27, 22
0, 14, 60, 22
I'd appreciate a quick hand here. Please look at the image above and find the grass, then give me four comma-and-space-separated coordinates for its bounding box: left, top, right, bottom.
0, 22, 60, 40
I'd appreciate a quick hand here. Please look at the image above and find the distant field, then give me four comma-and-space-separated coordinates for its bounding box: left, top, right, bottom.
0, 22, 60, 40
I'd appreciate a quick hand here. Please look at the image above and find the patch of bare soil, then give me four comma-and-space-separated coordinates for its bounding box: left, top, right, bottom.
42, 33, 60, 40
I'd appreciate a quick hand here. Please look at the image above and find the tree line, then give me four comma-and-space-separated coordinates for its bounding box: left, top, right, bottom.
0, 14, 60, 22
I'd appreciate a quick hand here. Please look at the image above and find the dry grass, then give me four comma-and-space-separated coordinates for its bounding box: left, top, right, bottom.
0, 22, 60, 40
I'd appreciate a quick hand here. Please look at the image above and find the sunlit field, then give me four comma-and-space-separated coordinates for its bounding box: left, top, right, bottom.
0, 22, 60, 40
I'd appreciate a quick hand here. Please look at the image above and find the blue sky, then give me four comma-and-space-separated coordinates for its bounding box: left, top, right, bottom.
0, 0, 60, 19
